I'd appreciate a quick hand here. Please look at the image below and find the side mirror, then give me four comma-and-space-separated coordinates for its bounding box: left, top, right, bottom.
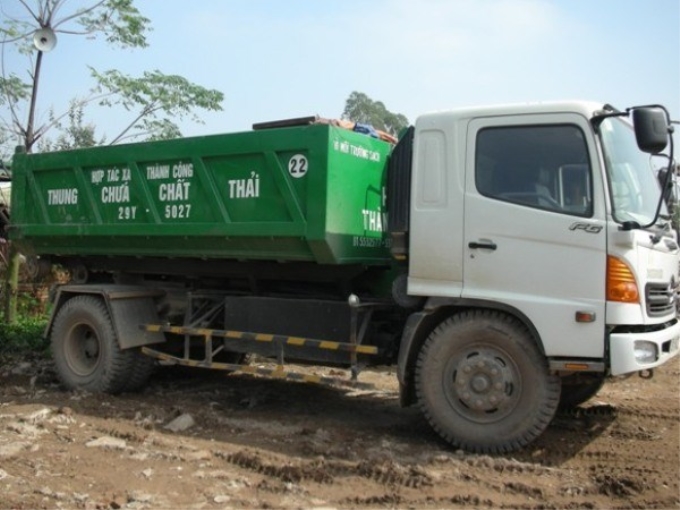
632, 107, 669, 154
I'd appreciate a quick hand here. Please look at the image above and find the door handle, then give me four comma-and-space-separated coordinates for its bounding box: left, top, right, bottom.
468, 241, 497, 251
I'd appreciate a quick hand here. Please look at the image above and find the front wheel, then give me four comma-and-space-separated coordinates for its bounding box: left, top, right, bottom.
51, 295, 139, 394
415, 310, 560, 453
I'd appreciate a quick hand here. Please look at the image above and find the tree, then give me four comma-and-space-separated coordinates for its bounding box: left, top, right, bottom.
38, 100, 103, 151
91, 68, 223, 144
0, 0, 225, 323
0, 123, 12, 161
342, 91, 409, 137
0, 0, 224, 153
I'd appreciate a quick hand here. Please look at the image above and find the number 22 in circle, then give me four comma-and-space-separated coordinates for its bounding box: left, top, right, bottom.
288, 155, 308, 178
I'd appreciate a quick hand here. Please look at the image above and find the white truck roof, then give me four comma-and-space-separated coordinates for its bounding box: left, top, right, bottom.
416, 100, 606, 124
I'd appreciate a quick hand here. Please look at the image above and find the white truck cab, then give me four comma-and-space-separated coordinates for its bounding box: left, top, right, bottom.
409, 101, 679, 372
393, 101, 679, 452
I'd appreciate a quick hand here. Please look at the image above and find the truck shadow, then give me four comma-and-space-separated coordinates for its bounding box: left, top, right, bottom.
116, 364, 616, 465
19, 361, 616, 467
513, 405, 618, 466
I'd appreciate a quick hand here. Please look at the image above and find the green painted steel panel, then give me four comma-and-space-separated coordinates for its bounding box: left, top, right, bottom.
10, 124, 393, 265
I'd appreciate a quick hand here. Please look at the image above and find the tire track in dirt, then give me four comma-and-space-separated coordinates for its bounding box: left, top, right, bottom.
216, 448, 435, 488
616, 404, 680, 421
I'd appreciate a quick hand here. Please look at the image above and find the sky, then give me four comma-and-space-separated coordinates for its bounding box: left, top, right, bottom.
1, 0, 679, 145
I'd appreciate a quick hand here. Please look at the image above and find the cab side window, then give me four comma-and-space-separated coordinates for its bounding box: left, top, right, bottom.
475, 125, 592, 216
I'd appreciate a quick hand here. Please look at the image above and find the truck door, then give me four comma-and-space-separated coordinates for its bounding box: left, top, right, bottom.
463, 114, 607, 358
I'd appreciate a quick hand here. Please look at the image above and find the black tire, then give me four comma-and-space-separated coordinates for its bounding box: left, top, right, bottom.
51, 295, 136, 394
559, 373, 606, 409
415, 310, 561, 453
121, 351, 156, 392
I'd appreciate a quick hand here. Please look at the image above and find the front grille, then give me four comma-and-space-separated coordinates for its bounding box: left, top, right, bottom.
645, 281, 676, 317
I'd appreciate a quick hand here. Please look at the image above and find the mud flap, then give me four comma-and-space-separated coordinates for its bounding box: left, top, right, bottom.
47, 285, 166, 349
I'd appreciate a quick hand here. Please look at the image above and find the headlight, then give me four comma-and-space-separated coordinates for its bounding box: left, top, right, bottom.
634, 341, 658, 363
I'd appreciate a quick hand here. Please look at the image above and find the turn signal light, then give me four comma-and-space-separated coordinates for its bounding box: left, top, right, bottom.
606, 256, 639, 303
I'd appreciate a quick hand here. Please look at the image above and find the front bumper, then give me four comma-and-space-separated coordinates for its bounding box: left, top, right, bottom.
609, 319, 680, 375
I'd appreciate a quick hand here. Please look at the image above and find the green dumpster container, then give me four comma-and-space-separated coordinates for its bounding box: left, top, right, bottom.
10, 124, 393, 265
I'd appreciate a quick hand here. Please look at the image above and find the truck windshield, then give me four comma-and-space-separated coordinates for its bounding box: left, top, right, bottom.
599, 117, 667, 226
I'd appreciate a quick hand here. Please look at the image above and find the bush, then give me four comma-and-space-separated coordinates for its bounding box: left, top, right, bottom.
0, 247, 55, 355
0, 316, 48, 355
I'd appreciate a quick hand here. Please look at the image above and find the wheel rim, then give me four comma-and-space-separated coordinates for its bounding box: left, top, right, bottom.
64, 323, 102, 376
444, 344, 522, 424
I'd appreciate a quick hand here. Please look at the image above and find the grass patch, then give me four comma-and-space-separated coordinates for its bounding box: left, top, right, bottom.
0, 315, 48, 356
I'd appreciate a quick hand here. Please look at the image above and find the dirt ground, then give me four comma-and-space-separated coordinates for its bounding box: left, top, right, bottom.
0, 353, 678, 509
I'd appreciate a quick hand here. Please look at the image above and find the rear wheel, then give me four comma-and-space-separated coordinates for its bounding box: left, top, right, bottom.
121, 351, 156, 392
415, 310, 560, 453
51, 295, 138, 393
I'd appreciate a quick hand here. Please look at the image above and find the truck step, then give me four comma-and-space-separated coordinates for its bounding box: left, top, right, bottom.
140, 346, 375, 390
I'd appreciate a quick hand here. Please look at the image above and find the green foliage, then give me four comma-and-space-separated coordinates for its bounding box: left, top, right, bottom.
91, 68, 224, 143
0, 262, 51, 352
0, 131, 10, 163
0, 0, 223, 153
342, 91, 409, 137
39, 101, 105, 151
0, 0, 151, 52
0, 316, 48, 355
0, 75, 31, 104
77, 0, 151, 49
0, 288, 49, 355
0, 0, 151, 152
